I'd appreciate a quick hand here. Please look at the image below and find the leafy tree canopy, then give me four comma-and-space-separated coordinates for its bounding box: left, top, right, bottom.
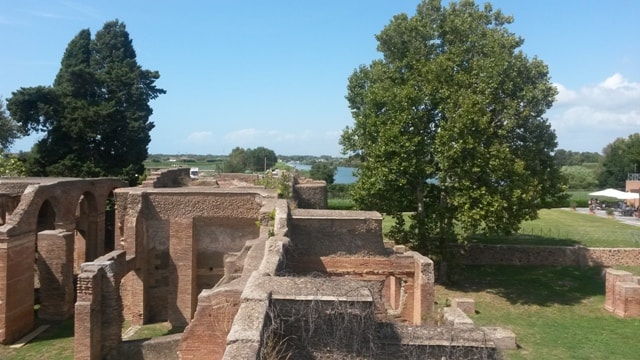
7, 20, 165, 185
0, 98, 23, 151
309, 161, 337, 184
224, 146, 277, 173
598, 133, 640, 188
554, 149, 602, 167
340, 0, 564, 279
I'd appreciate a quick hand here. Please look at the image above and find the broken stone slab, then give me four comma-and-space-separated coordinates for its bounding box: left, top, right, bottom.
451, 297, 476, 315
442, 307, 474, 327
480, 326, 517, 350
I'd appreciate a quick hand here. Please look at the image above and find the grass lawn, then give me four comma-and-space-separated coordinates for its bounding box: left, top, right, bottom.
383, 209, 640, 248
0, 318, 74, 360
438, 265, 640, 360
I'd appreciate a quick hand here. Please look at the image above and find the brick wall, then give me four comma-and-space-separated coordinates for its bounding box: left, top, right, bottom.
37, 230, 74, 320
290, 209, 385, 256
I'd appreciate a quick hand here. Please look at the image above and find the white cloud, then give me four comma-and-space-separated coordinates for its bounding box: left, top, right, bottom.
549, 73, 640, 152
186, 131, 213, 143
551, 73, 640, 129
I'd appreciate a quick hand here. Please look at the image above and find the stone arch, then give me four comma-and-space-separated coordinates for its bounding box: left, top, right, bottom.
37, 199, 56, 232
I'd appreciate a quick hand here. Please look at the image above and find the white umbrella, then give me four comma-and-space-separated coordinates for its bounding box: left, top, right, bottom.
589, 188, 640, 199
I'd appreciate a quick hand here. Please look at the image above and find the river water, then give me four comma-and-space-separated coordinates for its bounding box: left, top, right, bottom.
291, 164, 357, 184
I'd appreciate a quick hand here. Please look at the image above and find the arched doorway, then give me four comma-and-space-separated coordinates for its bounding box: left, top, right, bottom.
74, 192, 98, 273
105, 191, 116, 253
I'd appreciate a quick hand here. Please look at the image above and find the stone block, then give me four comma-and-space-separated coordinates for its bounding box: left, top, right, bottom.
605, 269, 633, 312
613, 281, 640, 318
442, 307, 474, 327
451, 297, 476, 315
481, 326, 517, 350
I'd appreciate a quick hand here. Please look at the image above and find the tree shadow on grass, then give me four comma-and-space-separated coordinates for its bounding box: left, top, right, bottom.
468, 234, 582, 247
445, 265, 604, 307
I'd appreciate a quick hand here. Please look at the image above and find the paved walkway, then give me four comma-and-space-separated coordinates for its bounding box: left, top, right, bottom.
569, 207, 640, 227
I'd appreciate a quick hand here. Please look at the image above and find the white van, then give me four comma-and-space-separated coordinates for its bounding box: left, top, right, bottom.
189, 167, 199, 179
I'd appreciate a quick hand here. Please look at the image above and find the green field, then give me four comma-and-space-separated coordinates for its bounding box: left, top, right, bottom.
437, 265, 640, 360
383, 209, 640, 248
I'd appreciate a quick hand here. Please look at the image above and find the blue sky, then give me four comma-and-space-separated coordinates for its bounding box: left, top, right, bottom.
1, 0, 639, 156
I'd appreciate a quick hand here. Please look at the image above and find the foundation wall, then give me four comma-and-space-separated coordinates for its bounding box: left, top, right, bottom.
290, 209, 385, 256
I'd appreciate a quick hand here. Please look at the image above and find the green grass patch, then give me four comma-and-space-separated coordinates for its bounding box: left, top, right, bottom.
437, 265, 640, 360
124, 322, 178, 341
0, 318, 74, 360
328, 198, 355, 210
383, 209, 640, 248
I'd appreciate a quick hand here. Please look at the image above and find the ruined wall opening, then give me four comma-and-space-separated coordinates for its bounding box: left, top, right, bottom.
37, 199, 56, 231
193, 217, 259, 296
34, 199, 56, 311
74, 192, 98, 273
105, 191, 116, 253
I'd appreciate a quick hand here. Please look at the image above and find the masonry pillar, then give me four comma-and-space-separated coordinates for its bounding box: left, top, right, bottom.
74, 250, 127, 360
75, 266, 103, 360
413, 254, 434, 325
169, 218, 196, 327
0, 233, 35, 344
605, 269, 633, 312
37, 230, 74, 320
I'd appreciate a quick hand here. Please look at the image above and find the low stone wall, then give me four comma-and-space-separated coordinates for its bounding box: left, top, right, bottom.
460, 244, 640, 267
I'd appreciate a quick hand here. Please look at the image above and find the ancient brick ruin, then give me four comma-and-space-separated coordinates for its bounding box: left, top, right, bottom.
0, 177, 125, 345
4, 170, 479, 359
604, 268, 640, 318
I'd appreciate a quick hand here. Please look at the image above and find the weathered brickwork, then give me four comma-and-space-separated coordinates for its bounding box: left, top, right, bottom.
0, 178, 125, 344
37, 230, 74, 320
604, 268, 640, 318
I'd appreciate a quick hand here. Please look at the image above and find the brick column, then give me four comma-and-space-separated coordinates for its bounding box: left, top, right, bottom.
605, 269, 633, 312
37, 230, 74, 320
169, 219, 195, 327
75, 267, 103, 360
74, 250, 127, 360
0, 233, 35, 344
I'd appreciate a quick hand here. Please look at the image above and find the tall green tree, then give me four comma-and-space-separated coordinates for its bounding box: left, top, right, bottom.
309, 162, 337, 184
225, 146, 278, 173
7, 20, 165, 185
598, 133, 640, 188
341, 0, 564, 279
245, 146, 277, 172
0, 98, 22, 151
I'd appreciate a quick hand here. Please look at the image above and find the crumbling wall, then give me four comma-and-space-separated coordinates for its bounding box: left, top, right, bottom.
290, 209, 386, 256
141, 168, 190, 188
0, 178, 125, 344
293, 178, 327, 209
75, 250, 128, 360
115, 187, 274, 330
